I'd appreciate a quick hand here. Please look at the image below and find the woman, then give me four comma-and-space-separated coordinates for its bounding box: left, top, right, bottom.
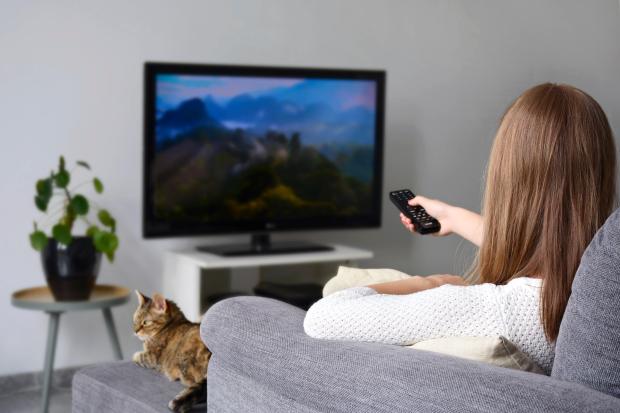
303, 83, 617, 374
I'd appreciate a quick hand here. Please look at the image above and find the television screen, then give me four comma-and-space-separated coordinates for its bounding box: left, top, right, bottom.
143, 63, 385, 237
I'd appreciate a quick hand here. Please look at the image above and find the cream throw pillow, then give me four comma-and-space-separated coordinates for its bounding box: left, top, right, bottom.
322, 266, 411, 297
322, 266, 544, 374
410, 336, 545, 374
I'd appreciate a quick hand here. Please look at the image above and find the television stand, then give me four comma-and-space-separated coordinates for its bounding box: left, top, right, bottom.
162, 243, 373, 321
197, 234, 333, 256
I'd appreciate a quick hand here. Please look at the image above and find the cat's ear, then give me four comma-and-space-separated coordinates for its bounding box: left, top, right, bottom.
152, 293, 167, 313
135, 290, 148, 306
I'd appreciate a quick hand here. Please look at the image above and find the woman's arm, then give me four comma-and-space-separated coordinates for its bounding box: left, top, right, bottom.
304, 282, 503, 345
369, 274, 467, 295
443, 206, 484, 247
400, 196, 483, 247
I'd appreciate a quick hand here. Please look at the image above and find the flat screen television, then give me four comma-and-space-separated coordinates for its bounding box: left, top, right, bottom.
143, 62, 385, 255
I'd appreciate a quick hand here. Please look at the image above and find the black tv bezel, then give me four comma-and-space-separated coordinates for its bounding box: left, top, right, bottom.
143, 62, 386, 238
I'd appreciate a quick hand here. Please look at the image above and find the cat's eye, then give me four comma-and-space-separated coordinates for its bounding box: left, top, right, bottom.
142, 320, 152, 326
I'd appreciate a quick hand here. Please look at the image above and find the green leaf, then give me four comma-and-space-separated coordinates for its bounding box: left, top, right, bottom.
93, 229, 104, 247
30, 230, 48, 251
108, 232, 119, 250
52, 224, 72, 245
76, 160, 91, 170
34, 195, 48, 212
36, 178, 52, 198
86, 225, 100, 238
55, 170, 70, 188
93, 231, 119, 262
98, 209, 113, 225
35, 178, 52, 212
70, 194, 89, 215
59, 156, 66, 171
98, 209, 116, 231
93, 178, 104, 194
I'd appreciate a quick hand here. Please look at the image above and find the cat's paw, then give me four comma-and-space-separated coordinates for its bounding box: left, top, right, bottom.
168, 399, 187, 413
169, 398, 193, 413
132, 351, 146, 367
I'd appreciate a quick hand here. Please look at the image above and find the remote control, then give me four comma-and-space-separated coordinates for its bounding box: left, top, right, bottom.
389, 189, 441, 234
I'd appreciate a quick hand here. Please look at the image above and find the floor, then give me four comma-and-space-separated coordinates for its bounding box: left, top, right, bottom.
0, 366, 204, 412
0, 367, 75, 413
0, 386, 72, 413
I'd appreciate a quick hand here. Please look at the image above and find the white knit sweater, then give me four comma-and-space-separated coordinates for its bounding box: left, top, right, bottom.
304, 277, 555, 373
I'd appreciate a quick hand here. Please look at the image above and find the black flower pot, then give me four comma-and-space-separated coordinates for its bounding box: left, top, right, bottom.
41, 236, 101, 301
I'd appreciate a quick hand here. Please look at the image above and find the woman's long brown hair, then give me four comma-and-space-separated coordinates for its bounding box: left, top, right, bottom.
475, 83, 616, 342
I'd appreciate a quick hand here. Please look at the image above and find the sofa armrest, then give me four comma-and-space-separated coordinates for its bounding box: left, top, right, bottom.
201, 296, 620, 413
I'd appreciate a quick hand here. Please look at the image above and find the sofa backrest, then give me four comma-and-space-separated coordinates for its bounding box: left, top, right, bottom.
552, 207, 620, 397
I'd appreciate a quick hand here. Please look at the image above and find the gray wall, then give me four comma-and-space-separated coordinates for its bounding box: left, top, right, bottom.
1, 0, 619, 375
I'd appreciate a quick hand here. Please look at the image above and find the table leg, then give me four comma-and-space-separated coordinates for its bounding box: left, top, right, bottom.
41, 312, 60, 413
102, 308, 123, 360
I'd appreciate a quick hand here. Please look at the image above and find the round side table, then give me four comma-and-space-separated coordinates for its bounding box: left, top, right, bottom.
11, 284, 130, 413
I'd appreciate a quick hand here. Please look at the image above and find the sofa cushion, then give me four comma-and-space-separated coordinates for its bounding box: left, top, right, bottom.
72, 361, 205, 413
202, 296, 620, 413
552, 208, 620, 397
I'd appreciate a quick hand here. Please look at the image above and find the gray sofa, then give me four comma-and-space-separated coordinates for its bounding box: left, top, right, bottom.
73, 209, 620, 412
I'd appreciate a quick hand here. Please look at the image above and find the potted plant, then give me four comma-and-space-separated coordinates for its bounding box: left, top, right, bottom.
29, 156, 119, 301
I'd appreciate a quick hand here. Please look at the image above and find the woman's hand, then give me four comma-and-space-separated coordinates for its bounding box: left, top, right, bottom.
399, 196, 454, 236
399, 195, 484, 246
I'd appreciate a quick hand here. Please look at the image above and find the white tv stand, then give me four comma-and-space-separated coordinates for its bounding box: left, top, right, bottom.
162, 244, 373, 321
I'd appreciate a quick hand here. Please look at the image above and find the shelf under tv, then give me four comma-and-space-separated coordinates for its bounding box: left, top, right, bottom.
162, 243, 373, 321
196, 233, 333, 256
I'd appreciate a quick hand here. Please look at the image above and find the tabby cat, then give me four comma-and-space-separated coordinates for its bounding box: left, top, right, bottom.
132, 291, 211, 413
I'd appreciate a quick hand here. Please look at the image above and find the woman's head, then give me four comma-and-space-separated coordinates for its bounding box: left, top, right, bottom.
477, 83, 616, 341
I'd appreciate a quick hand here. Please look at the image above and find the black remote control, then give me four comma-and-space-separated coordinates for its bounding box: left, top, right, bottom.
389, 189, 441, 234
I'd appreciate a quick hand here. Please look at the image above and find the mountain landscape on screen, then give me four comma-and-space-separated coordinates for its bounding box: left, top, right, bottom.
153, 75, 377, 222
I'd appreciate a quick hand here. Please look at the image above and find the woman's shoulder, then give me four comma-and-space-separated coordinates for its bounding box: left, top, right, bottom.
505, 276, 542, 286
469, 276, 541, 291
440, 276, 540, 293
491, 277, 542, 309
